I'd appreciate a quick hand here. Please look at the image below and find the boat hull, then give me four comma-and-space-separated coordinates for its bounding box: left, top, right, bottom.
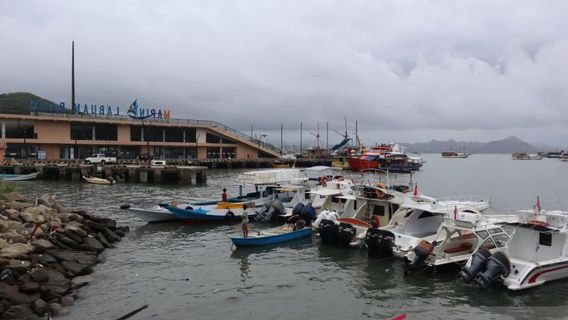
0, 172, 39, 181
231, 227, 312, 246
127, 207, 180, 223
165, 205, 251, 222
347, 158, 378, 171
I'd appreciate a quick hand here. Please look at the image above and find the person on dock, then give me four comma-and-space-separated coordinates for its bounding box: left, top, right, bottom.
242, 203, 250, 237
222, 188, 228, 202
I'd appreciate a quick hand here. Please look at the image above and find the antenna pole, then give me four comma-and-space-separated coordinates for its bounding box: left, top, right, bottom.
355, 120, 359, 150
71, 41, 75, 112
300, 121, 303, 154
280, 123, 283, 155
326, 121, 329, 150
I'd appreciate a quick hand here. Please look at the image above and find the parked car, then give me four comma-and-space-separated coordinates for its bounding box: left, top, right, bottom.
151, 159, 167, 166
85, 154, 117, 165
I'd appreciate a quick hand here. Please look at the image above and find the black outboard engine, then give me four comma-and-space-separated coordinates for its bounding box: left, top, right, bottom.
365, 228, 394, 257
476, 251, 510, 289
461, 248, 492, 284
407, 240, 434, 272
301, 204, 317, 222
292, 203, 305, 216
318, 219, 338, 244
336, 223, 356, 247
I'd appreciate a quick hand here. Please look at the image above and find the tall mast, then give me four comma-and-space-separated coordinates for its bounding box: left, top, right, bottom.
71, 41, 75, 111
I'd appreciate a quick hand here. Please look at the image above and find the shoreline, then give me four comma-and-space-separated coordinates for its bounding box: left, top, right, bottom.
0, 191, 127, 319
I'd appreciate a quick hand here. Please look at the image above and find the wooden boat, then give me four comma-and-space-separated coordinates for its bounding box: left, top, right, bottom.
165, 202, 255, 222
82, 176, 114, 185
230, 226, 312, 247
0, 172, 39, 181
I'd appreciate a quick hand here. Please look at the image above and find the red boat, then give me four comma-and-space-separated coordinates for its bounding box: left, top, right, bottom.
347, 145, 393, 171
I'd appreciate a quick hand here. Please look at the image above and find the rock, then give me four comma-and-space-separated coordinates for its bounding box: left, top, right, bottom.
0, 258, 8, 267
29, 269, 50, 283
31, 298, 47, 316
0, 238, 8, 249
37, 194, 55, 207
71, 275, 94, 289
7, 201, 32, 211
0, 305, 40, 320
55, 235, 80, 250
0, 282, 38, 306
3, 192, 26, 202
117, 225, 130, 233
61, 261, 93, 276
101, 227, 121, 243
7, 232, 29, 244
82, 237, 104, 253
20, 280, 40, 293
96, 232, 111, 248
31, 239, 54, 253
39, 268, 71, 299
47, 249, 98, 266
31, 253, 58, 266
3, 208, 22, 221
114, 229, 125, 237
4, 220, 22, 230
4, 259, 31, 274
48, 302, 69, 316
61, 295, 75, 307
63, 228, 84, 244
0, 221, 8, 232
0, 243, 32, 259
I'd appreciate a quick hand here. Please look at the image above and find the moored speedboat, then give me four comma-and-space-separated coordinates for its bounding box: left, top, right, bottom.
0, 172, 39, 181
462, 206, 568, 290
83, 176, 115, 185
165, 202, 255, 222
230, 225, 312, 247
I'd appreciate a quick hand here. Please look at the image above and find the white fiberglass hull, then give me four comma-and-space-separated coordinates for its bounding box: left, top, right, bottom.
127, 207, 180, 222
504, 258, 568, 290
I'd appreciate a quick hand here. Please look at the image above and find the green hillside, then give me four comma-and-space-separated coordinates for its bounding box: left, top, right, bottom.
0, 92, 67, 114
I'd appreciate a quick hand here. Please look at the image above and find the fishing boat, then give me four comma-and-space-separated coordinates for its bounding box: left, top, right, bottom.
83, 176, 115, 185
165, 201, 255, 222
462, 204, 568, 290
512, 152, 543, 160
0, 172, 39, 181
441, 151, 470, 158
230, 225, 312, 247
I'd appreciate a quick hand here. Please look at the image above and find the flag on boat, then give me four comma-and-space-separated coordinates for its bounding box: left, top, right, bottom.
454, 206, 458, 220
413, 183, 418, 196
535, 196, 541, 214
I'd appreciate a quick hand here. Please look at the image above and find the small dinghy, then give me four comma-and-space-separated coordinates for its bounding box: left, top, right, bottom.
230, 225, 312, 247
83, 176, 115, 185
0, 172, 39, 181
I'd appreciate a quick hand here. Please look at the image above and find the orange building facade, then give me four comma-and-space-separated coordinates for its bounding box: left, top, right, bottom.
0, 113, 280, 161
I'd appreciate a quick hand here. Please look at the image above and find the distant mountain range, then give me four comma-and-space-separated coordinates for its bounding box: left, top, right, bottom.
0, 92, 60, 114
402, 136, 561, 154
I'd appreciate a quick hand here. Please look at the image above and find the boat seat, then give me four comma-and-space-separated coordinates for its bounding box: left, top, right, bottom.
444, 242, 473, 254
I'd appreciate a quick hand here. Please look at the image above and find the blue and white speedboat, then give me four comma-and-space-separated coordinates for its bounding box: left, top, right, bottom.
165, 202, 255, 222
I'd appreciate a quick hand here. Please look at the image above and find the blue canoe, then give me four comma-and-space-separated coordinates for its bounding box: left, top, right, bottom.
164, 204, 255, 222
230, 227, 312, 247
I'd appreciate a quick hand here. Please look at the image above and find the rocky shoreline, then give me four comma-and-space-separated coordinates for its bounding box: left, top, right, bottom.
0, 191, 127, 319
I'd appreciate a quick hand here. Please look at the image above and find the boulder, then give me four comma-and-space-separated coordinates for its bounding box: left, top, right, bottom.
54, 235, 80, 250
3, 192, 26, 202
71, 275, 94, 289
31, 239, 54, 253
81, 237, 104, 253
101, 227, 121, 243
3, 259, 31, 274
31, 253, 58, 266
7, 201, 32, 211
46, 249, 98, 266
0, 305, 40, 320
19, 280, 40, 293
4, 220, 22, 231
61, 261, 93, 277
3, 209, 22, 221
0, 238, 8, 249
0, 282, 38, 305
0, 243, 32, 259
96, 232, 111, 248
37, 194, 55, 208
7, 232, 29, 244
0, 221, 8, 232
48, 302, 69, 316
29, 269, 50, 283
31, 298, 47, 316
61, 295, 75, 307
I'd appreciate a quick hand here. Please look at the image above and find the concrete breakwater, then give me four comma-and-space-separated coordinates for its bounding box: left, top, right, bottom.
0, 191, 128, 319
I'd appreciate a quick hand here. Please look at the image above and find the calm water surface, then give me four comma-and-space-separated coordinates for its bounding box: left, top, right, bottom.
12, 154, 568, 320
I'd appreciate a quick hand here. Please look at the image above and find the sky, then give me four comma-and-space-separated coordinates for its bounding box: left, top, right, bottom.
1, 0, 568, 148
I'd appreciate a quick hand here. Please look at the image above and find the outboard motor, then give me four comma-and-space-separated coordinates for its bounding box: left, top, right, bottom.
292, 203, 305, 216
365, 228, 394, 257
407, 240, 434, 272
336, 223, 356, 247
461, 248, 492, 284
476, 251, 510, 289
318, 219, 338, 244
301, 204, 317, 222
271, 200, 285, 216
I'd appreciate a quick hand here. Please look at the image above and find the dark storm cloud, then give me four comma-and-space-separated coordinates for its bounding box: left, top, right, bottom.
1, 0, 568, 146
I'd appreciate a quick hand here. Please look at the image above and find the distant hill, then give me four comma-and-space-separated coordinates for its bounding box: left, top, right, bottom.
0, 92, 65, 114
403, 136, 541, 154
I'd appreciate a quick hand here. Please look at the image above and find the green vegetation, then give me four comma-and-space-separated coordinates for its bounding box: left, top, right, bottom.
0, 181, 15, 198
0, 92, 68, 114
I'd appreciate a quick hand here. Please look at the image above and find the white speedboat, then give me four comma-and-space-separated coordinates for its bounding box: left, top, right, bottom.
83, 176, 115, 185
120, 204, 181, 223
0, 172, 39, 181
462, 208, 568, 290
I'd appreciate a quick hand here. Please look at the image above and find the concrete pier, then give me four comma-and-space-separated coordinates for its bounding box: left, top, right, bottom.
0, 162, 207, 185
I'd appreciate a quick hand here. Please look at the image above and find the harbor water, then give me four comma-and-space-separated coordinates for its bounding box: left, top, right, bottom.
12, 154, 568, 320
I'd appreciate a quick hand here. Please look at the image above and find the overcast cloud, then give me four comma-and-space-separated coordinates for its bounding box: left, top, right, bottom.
1, 0, 568, 147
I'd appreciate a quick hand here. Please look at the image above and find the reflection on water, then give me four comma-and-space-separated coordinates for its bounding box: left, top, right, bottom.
8, 155, 568, 320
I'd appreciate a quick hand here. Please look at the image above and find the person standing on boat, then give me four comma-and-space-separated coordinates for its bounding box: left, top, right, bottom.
222, 188, 228, 202
242, 203, 250, 237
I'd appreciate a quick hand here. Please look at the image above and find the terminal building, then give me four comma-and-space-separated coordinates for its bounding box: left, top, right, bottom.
0, 111, 281, 161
